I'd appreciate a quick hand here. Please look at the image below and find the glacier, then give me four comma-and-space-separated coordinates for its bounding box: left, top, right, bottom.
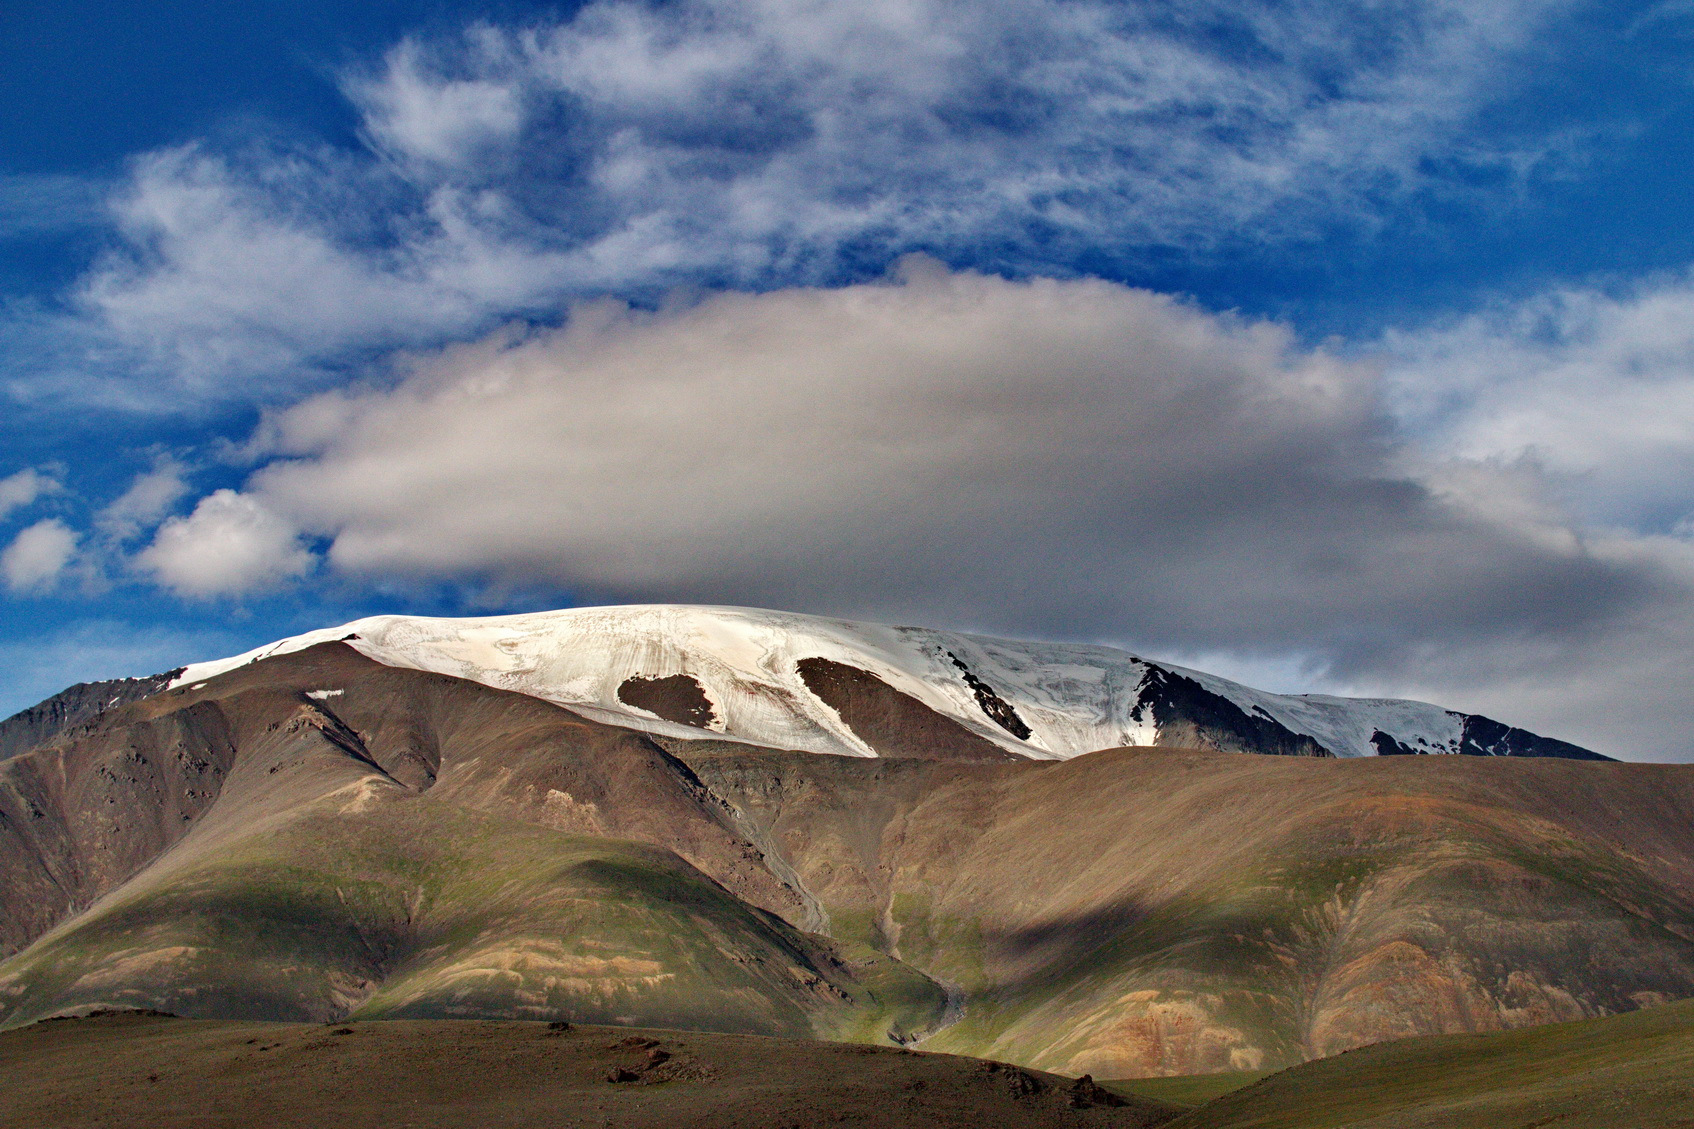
168, 604, 1601, 761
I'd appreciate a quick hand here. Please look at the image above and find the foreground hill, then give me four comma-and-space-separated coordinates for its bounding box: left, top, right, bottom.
0, 1011, 1175, 1129
1155, 992, 1694, 1128
2, 641, 1689, 1077
9, 998, 1693, 1129
0, 644, 945, 1040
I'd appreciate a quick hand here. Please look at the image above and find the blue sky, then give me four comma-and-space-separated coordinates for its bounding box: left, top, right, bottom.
6, 0, 1694, 759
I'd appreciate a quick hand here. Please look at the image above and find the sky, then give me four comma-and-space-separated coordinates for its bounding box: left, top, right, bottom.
5, 0, 1694, 760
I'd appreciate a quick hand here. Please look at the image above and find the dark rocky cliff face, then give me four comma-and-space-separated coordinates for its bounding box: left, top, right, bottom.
1371, 715, 1611, 760
1456, 713, 1610, 760
0, 671, 180, 763
1133, 666, 1331, 757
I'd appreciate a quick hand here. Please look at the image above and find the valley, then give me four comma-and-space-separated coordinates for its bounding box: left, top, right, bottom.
1, 608, 1690, 1125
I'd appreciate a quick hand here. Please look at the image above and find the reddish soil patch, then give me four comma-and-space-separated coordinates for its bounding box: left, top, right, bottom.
796, 657, 1019, 762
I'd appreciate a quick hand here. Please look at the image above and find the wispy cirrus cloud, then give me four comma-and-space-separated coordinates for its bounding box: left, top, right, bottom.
95, 456, 191, 542
7, 0, 1574, 406
0, 173, 105, 240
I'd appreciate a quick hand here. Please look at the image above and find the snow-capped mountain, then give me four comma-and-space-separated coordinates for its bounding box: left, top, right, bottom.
170, 604, 1605, 761
5, 603, 1674, 1076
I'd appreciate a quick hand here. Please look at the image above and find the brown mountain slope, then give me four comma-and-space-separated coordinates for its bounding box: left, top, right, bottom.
0, 644, 945, 1038
2, 642, 1692, 1080
668, 742, 1694, 1076
0, 669, 180, 763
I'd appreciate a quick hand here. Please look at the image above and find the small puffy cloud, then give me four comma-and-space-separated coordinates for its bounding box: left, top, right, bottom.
138, 489, 314, 597
2, 519, 79, 592
96, 458, 191, 541
0, 468, 59, 521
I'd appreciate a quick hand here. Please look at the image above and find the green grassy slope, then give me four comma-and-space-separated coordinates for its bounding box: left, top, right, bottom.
1169, 995, 1694, 1129
1100, 1071, 1272, 1108
0, 797, 944, 1038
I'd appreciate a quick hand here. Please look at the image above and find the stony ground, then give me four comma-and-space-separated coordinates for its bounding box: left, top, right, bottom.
0, 1012, 1177, 1129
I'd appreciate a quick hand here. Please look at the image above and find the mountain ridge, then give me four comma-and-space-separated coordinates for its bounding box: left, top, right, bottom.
0, 669, 183, 764
148, 604, 1606, 763
3, 640, 1685, 1079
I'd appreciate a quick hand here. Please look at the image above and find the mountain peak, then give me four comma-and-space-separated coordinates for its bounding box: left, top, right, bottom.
168, 604, 1607, 762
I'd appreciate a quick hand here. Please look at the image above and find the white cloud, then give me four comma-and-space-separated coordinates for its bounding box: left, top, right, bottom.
352, 34, 524, 166
246, 264, 1387, 598
96, 458, 191, 541
1, 519, 79, 592
1385, 274, 1694, 534
10, 0, 1572, 405
0, 468, 58, 521
138, 489, 315, 597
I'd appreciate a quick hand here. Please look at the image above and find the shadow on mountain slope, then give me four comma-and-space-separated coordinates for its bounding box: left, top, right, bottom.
677, 742, 1694, 1076
2, 642, 1692, 1080
0, 800, 943, 1040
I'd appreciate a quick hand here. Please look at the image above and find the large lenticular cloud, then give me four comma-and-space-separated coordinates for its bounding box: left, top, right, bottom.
139, 264, 1694, 757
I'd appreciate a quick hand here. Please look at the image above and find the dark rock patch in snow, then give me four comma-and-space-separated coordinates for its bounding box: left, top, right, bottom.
945, 652, 1033, 740
1133, 666, 1331, 757
618, 674, 720, 730
797, 657, 1020, 761
1371, 730, 1420, 756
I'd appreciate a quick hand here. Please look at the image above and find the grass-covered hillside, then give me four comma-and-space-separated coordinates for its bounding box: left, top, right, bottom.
1156, 993, 1694, 1128
4, 641, 1694, 1082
